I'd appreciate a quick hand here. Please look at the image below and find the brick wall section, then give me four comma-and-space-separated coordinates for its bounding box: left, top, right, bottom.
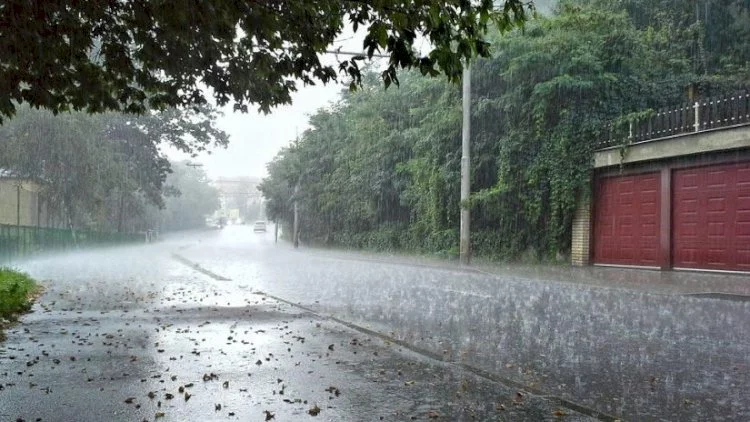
571, 196, 591, 266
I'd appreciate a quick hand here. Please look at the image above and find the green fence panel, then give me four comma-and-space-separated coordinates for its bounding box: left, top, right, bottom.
0, 224, 145, 264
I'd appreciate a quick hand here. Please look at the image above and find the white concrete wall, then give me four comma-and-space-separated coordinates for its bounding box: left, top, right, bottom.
595, 125, 750, 168
0, 179, 43, 226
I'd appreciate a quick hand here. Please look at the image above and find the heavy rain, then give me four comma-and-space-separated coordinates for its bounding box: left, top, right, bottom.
1, 1, 750, 421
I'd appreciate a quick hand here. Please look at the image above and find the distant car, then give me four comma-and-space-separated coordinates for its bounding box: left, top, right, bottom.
253, 221, 267, 233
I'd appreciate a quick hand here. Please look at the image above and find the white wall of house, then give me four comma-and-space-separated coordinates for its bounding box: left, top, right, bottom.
0, 178, 46, 227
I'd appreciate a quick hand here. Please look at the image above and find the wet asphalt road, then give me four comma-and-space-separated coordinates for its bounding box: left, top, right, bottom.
1, 228, 593, 422
175, 226, 750, 421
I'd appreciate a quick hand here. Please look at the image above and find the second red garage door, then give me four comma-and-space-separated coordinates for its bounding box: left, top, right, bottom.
593, 172, 661, 267
672, 162, 750, 271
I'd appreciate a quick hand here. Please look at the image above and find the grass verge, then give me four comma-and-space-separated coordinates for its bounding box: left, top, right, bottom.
0, 268, 40, 341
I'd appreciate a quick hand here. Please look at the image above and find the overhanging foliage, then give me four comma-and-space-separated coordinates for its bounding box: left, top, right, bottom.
0, 0, 532, 122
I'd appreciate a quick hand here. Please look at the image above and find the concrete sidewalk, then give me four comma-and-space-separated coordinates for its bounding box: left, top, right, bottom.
303, 247, 750, 297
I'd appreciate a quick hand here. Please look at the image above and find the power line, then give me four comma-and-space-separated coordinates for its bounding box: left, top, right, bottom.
323, 50, 390, 59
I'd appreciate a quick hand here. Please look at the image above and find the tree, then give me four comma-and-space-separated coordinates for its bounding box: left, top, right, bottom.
0, 105, 227, 231
0, 0, 532, 122
258, 147, 298, 230
581, 0, 750, 95
158, 162, 220, 231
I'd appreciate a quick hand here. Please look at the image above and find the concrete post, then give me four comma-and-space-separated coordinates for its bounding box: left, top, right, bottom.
694, 101, 700, 132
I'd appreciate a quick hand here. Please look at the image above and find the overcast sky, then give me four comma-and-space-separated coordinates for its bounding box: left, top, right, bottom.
197, 83, 342, 180
167, 31, 379, 181
164, 78, 343, 181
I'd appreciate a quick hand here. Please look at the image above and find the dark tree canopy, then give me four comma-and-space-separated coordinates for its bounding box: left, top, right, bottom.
0, 0, 533, 122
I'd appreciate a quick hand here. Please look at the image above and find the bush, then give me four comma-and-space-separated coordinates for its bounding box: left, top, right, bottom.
0, 268, 38, 321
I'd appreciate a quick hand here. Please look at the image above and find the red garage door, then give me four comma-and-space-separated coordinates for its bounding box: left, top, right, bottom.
673, 162, 750, 271
594, 173, 661, 267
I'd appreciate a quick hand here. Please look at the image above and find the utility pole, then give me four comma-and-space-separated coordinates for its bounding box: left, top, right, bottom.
323, 50, 390, 59
293, 182, 300, 248
460, 65, 472, 265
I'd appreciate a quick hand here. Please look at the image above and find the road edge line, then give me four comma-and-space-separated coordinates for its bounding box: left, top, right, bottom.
171, 253, 232, 281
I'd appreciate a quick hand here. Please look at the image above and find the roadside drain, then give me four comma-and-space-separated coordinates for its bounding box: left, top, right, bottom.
682, 292, 750, 302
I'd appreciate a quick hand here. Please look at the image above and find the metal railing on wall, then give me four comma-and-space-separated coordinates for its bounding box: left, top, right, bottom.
597, 89, 750, 149
0, 224, 145, 264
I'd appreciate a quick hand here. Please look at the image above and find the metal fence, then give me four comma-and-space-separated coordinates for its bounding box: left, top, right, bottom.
0, 224, 144, 263
597, 89, 750, 149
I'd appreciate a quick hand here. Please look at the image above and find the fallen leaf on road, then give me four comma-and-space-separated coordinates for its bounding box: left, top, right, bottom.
427, 410, 440, 419
264, 410, 275, 420
124, 397, 136, 404
308, 404, 321, 416
553, 408, 568, 417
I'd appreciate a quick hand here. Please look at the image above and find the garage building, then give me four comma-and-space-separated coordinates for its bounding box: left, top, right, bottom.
572, 92, 750, 272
